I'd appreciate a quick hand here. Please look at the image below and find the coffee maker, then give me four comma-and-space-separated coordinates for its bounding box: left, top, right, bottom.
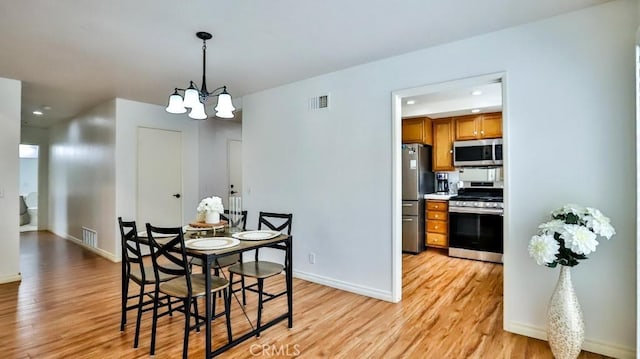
436, 172, 449, 194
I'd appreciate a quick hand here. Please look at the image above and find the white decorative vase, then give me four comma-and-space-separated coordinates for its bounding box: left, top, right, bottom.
205, 211, 220, 224
547, 266, 585, 359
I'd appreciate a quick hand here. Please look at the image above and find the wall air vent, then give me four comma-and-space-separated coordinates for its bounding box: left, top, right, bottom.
309, 93, 330, 111
82, 226, 97, 248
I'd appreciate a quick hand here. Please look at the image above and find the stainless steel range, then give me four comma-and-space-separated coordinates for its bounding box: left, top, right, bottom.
448, 181, 504, 263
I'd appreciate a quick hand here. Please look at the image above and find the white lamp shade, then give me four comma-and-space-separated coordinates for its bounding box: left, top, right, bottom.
188, 101, 208, 120
214, 93, 235, 118
183, 88, 200, 108
166, 93, 187, 114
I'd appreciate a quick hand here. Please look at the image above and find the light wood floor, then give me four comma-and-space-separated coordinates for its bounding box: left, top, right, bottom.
0, 231, 609, 358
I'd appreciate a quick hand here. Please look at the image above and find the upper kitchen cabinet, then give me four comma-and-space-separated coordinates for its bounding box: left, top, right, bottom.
402, 117, 433, 145
432, 118, 455, 171
454, 112, 502, 140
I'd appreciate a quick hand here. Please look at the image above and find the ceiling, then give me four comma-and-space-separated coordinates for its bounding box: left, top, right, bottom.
402, 82, 502, 119
0, 0, 609, 127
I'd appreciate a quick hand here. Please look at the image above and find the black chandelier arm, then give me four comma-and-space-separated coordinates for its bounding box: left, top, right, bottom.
204, 86, 228, 97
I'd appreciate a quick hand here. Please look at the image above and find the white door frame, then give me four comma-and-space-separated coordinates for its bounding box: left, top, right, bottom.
390, 72, 508, 314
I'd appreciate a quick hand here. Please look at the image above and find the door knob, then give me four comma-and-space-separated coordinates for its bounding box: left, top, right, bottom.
173, 193, 181, 198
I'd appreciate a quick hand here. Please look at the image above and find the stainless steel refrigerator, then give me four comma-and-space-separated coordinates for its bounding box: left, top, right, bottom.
402, 144, 434, 253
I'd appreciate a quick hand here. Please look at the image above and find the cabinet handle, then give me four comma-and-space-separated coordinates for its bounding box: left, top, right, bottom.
481, 130, 485, 135
449, 150, 453, 154
474, 131, 477, 135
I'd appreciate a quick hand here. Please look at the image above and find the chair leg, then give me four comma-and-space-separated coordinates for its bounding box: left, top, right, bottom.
168, 295, 173, 316
214, 268, 223, 299
212, 288, 217, 319
256, 279, 264, 338
121, 276, 129, 331
241, 275, 247, 306
183, 298, 191, 359
224, 288, 232, 342
193, 297, 200, 333
150, 287, 160, 356
133, 284, 145, 348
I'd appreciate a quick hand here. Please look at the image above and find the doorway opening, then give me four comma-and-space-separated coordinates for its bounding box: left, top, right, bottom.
391, 73, 508, 329
19, 144, 39, 232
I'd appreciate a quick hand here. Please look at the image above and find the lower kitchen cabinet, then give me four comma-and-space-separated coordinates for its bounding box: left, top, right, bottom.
425, 200, 449, 248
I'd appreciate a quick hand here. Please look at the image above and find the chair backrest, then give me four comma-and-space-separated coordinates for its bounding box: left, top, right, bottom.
145, 224, 191, 291
258, 212, 293, 235
118, 217, 146, 281
254, 212, 293, 262
221, 209, 248, 230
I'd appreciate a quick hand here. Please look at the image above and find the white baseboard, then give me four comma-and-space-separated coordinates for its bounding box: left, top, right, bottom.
52, 230, 119, 263
0, 273, 22, 284
293, 269, 393, 302
506, 321, 636, 359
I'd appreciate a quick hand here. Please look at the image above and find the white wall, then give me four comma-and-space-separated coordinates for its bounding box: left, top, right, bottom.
242, 1, 636, 356
21, 126, 50, 230
49, 100, 117, 258
0, 77, 21, 283
114, 98, 200, 260
198, 119, 242, 207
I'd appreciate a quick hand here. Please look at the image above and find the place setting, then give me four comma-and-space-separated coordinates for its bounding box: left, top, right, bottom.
184, 236, 240, 250
232, 230, 281, 241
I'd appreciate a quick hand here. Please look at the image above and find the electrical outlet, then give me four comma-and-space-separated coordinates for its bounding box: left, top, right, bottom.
308, 252, 316, 264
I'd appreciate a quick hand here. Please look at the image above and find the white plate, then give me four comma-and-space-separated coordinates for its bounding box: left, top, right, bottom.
137, 231, 175, 238
185, 237, 240, 250
232, 230, 281, 241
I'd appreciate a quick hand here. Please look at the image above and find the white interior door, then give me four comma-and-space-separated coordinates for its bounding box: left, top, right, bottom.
228, 140, 242, 197
137, 127, 182, 227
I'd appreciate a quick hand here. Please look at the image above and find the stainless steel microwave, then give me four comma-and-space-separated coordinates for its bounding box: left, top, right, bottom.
453, 139, 503, 167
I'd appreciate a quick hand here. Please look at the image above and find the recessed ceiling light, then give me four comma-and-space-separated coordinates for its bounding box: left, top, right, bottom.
471, 109, 481, 113
32, 110, 43, 116
406, 100, 416, 105
471, 90, 483, 96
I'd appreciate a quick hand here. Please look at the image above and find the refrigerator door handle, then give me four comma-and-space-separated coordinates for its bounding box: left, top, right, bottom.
402, 218, 413, 222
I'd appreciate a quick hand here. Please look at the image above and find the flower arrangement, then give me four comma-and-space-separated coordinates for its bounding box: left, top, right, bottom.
528, 204, 615, 267
197, 196, 224, 214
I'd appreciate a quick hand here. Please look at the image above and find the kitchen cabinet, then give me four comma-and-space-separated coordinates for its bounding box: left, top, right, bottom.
425, 200, 448, 248
402, 117, 433, 145
454, 112, 502, 140
432, 118, 455, 171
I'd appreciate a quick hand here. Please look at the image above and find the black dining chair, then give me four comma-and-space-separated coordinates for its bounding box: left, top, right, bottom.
146, 223, 232, 359
227, 211, 292, 336
118, 217, 178, 348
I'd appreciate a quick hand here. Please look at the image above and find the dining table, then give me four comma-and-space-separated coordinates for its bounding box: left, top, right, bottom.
135, 227, 293, 358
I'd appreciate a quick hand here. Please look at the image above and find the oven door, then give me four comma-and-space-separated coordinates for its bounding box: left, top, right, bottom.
448, 207, 503, 254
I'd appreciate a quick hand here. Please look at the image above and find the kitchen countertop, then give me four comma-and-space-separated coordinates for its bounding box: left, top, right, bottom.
424, 193, 453, 200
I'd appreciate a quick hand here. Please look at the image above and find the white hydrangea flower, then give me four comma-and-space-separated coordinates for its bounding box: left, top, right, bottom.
552, 203, 587, 217
528, 234, 559, 266
585, 207, 616, 239
197, 196, 224, 213
562, 224, 598, 255
538, 219, 566, 236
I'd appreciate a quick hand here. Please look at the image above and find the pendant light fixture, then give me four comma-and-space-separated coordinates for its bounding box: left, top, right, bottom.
166, 32, 235, 119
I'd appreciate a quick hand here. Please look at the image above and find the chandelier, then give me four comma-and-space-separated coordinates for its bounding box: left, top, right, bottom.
165, 32, 235, 119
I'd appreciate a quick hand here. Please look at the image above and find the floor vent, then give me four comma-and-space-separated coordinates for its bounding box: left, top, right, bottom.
309, 93, 330, 111
82, 227, 97, 248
